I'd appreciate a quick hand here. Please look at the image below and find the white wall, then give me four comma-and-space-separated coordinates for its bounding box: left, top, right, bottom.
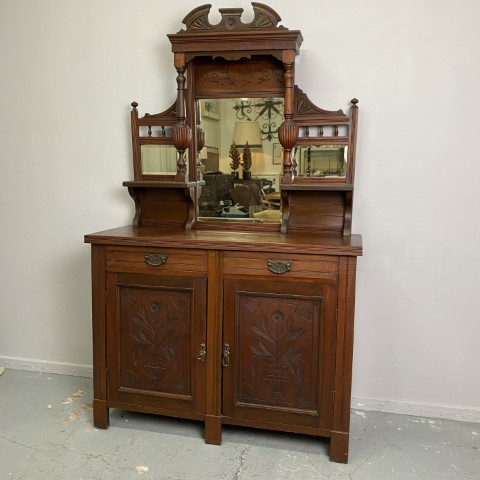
1, 0, 479, 420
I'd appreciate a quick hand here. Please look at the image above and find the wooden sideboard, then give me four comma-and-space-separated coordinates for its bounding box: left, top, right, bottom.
85, 4, 362, 463
85, 227, 361, 462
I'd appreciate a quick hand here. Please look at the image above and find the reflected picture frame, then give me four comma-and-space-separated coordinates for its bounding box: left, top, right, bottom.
272, 143, 282, 165
201, 100, 220, 120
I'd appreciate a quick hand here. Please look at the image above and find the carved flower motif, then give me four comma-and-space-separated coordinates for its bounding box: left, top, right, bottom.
272, 310, 284, 323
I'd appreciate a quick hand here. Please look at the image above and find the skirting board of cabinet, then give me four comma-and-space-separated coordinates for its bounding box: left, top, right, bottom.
352, 395, 480, 424
0, 355, 93, 378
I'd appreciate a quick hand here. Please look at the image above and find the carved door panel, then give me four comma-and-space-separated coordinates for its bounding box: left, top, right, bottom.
106, 273, 206, 415
223, 278, 336, 430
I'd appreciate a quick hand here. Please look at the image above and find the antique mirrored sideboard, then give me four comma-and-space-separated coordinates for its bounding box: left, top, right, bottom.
85, 3, 362, 463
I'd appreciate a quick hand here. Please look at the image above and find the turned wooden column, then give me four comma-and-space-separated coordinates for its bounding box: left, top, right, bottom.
172, 53, 192, 183
279, 50, 299, 185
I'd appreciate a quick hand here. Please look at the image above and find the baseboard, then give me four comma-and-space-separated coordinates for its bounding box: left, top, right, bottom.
352, 394, 480, 424
0, 355, 93, 378
1, 356, 478, 424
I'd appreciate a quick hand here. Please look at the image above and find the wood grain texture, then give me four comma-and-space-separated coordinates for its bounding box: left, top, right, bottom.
90, 245, 108, 428
286, 191, 346, 234
332, 257, 357, 439
330, 430, 349, 463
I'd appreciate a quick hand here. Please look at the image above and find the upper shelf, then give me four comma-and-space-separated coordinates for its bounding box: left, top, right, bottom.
281, 183, 354, 192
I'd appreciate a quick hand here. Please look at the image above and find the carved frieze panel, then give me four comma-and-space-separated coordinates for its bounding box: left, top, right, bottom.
235, 292, 323, 413
118, 286, 192, 396
194, 59, 285, 97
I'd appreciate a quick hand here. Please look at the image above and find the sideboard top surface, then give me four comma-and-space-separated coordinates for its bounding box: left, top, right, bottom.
85, 226, 362, 257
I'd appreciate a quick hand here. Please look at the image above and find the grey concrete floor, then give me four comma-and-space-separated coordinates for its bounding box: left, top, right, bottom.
0, 369, 478, 479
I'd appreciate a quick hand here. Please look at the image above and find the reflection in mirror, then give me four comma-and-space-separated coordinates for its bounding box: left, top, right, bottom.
141, 145, 179, 175
197, 98, 284, 223
295, 145, 347, 178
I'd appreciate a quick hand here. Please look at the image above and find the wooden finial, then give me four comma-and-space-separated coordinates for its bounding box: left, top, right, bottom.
351, 98, 359, 106
131, 101, 138, 111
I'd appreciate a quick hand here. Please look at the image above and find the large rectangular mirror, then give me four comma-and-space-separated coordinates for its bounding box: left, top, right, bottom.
196, 97, 284, 224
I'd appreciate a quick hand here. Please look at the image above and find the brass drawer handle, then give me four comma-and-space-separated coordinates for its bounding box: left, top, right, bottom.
267, 260, 293, 274
197, 343, 207, 363
144, 254, 169, 266
222, 343, 231, 367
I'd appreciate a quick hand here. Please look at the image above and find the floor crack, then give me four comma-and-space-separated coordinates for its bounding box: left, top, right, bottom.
234, 444, 251, 479
0, 434, 39, 451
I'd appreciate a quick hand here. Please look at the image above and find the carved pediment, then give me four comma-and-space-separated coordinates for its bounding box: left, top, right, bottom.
294, 86, 346, 119
131, 101, 178, 125
179, 2, 284, 33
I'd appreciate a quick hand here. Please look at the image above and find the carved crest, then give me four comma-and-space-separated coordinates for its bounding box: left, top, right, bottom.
179, 3, 285, 33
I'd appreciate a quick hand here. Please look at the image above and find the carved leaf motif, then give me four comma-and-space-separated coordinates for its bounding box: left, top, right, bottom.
250, 341, 273, 378
285, 314, 305, 340
250, 339, 273, 357
130, 298, 183, 374
249, 309, 306, 384
160, 336, 181, 363
132, 330, 152, 347
132, 306, 154, 337
284, 344, 306, 383
252, 316, 276, 345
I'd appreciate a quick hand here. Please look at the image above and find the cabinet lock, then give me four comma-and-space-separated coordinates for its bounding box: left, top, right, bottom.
197, 343, 207, 362
222, 343, 231, 367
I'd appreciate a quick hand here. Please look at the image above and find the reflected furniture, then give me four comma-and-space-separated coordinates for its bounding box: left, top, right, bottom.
85, 3, 362, 463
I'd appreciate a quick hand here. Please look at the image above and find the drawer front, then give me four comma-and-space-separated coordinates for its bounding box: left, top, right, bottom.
223, 251, 338, 281
106, 247, 207, 274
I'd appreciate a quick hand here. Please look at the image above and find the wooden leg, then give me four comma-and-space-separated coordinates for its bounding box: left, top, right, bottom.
93, 399, 109, 429
204, 415, 222, 445
329, 431, 349, 463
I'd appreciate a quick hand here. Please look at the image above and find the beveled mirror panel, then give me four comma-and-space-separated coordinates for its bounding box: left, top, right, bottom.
141, 145, 179, 175
197, 97, 284, 224
295, 145, 347, 178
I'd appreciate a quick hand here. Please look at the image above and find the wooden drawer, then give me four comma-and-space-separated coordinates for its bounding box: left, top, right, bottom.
223, 251, 338, 281
106, 247, 207, 274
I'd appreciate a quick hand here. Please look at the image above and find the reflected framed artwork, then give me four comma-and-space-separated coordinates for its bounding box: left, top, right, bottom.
201, 100, 220, 120
272, 143, 282, 165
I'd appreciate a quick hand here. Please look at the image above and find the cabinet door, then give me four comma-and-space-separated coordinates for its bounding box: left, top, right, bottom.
106, 272, 206, 417
223, 278, 336, 430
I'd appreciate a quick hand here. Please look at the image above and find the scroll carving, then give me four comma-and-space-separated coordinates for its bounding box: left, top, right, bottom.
197, 65, 284, 90
180, 3, 284, 33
